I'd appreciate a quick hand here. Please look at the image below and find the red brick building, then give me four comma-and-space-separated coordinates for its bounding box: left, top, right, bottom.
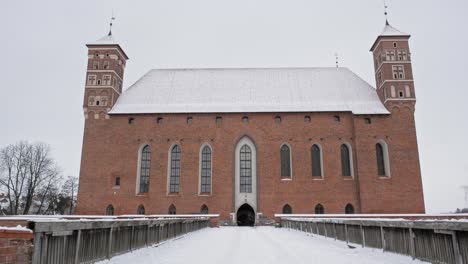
76, 20, 425, 225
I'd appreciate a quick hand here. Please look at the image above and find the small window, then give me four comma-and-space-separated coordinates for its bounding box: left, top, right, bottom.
95, 53, 99, 57
97, 79, 101, 85
393, 42, 397, 48
106, 53, 109, 57
215, 116, 222, 123
242, 116, 249, 123
128, 118, 135, 124
304, 116, 311, 122
106, 205, 114, 215
156, 117, 163, 124
364, 118, 372, 124
315, 204, 325, 214
137, 205, 145, 215
334, 115, 341, 122
282, 204, 292, 214
115, 177, 120, 186
93, 62, 99, 70
103, 61, 109, 69
168, 204, 176, 215
200, 204, 209, 214
275, 116, 281, 123
96, 101, 100, 106
187, 117, 193, 124
345, 204, 354, 214
399, 91, 404, 98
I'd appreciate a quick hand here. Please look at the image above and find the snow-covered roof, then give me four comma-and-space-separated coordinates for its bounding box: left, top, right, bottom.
380, 23, 410, 37
110, 67, 389, 115
87, 33, 117, 45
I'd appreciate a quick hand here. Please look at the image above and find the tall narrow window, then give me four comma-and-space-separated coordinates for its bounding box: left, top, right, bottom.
106, 205, 114, 216
315, 204, 325, 214
138, 145, 151, 193
282, 204, 292, 214
311, 145, 322, 177
168, 204, 176, 215
345, 204, 354, 214
200, 204, 209, 214
137, 205, 145, 215
240, 145, 252, 193
341, 144, 352, 176
392, 65, 405, 79
280, 145, 291, 178
200, 146, 212, 194
376, 142, 390, 176
169, 145, 181, 193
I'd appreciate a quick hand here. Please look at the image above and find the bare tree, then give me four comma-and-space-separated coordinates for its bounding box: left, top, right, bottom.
0, 141, 61, 215
61, 176, 78, 214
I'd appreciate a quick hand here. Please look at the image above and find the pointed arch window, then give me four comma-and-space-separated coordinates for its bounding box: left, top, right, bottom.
137, 205, 145, 215
138, 145, 151, 193
200, 204, 209, 214
168, 204, 176, 215
340, 144, 352, 176
315, 204, 325, 214
376, 141, 390, 177
106, 205, 114, 216
311, 144, 322, 177
240, 145, 252, 193
169, 145, 181, 193
282, 204, 292, 214
280, 144, 291, 178
200, 146, 212, 194
345, 204, 354, 214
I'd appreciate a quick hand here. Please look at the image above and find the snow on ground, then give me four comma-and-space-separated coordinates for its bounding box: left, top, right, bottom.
98, 227, 428, 264
0, 225, 32, 232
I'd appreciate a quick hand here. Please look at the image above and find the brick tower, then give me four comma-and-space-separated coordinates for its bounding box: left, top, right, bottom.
83, 29, 128, 120
370, 20, 415, 111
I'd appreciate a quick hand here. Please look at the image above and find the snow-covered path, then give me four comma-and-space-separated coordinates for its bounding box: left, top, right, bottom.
99, 227, 427, 264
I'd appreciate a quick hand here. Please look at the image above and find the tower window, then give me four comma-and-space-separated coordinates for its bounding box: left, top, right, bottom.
115, 177, 121, 186
93, 62, 99, 70
95, 53, 99, 57
87, 75, 97, 85
128, 118, 135, 124
304, 116, 311, 122
96, 100, 100, 106
215, 116, 222, 123
385, 51, 395, 61
97, 79, 101, 85
393, 42, 397, 48
103, 61, 109, 69
399, 91, 404, 98
242, 116, 249, 123
187, 117, 193, 124
156, 117, 163, 124
275, 116, 282, 123
364, 118, 372, 124
392, 65, 405, 79
103, 75, 111, 85
397, 50, 408, 61
334, 115, 341, 122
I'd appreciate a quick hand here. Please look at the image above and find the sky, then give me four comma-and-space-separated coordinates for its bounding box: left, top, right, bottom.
1, 0, 467, 213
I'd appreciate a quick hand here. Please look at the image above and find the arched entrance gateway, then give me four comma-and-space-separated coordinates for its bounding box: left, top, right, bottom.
236, 204, 255, 226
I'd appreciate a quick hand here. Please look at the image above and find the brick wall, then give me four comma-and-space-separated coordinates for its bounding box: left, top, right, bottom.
0, 229, 33, 264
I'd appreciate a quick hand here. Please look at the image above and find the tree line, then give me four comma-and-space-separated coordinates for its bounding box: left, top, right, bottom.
0, 141, 78, 215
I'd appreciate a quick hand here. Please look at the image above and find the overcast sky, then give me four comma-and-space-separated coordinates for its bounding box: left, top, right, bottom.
1, 0, 467, 213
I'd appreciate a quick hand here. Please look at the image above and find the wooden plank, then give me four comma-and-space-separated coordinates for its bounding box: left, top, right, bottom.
451, 232, 463, 264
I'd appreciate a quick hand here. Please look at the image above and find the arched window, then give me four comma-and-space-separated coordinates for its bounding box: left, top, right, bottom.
200, 204, 209, 214
137, 205, 145, 215
280, 144, 291, 177
240, 145, 252, 193
138, 145, 151, 193
345, 204, 354, 214
376, 142, 390, 176
282, 204, 292, 214
315, 204, 325, 214
106, 205, 114, 216
311, 144, 322, 177
169, 145, 181, 194
200, 146, 212, 194
168, 204, 176, 215
340, 144, 352, 176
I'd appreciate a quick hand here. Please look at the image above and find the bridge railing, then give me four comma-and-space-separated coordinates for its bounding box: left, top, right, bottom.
278, 217, 468, 264
27, 217, 210, 264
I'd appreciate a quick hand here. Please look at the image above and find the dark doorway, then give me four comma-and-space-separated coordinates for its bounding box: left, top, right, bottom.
237, 204, 255, 226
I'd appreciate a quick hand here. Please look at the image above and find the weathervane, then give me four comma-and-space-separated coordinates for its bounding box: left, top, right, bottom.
335, 53, 339, 68
108, 11, 116, 36
384, 0, 389, 25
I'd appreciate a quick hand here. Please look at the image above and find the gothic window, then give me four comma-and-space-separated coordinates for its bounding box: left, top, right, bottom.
311, 144, 322, 177
106, 205, 114, 215
397, 50, 408, 61
93, 61, 99, 70
391, 85, 396, 97
87, 75, 97, 85
103, 61, 109, 69
168, 204, 176, 215
200, 146, 212, 194
103, 75, 111, 86
385, 50, 395, 61
392, 65, 405, 79
200, 204, 209, 214
240, 145, 252, 193
137, 205, 145, 215
341, 144, 352, 176
280, 144, 291, 178
376, 142, 390, 176
169, 145, 181, 194
138, 145, 151, 193
345, 204, 355, 214
315, 204, 324, 214
282, 204, 292, 214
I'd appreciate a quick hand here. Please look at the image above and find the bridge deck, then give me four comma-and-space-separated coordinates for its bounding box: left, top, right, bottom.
99, 227, 428, 264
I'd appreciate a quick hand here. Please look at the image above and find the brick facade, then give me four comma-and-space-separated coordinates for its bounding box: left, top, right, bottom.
0, 230, 33, 264
76, 26, 425, 222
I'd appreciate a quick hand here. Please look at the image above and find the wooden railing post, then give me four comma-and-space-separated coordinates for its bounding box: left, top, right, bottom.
360, 225, 365, 248
32, 232, 43, 264
344, 224, 349, 245
451, 232, 463, 264
107, 227, 113, 259
380, 226, 386, 252
408, 228, 415, 259
74, 230, 82, 264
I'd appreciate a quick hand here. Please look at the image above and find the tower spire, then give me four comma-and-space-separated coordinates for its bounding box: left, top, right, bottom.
108, 12, 116, 36
384, 0, 389, 25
